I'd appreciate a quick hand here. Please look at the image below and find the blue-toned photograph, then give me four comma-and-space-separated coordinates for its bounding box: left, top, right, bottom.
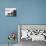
0, 0, 46, 46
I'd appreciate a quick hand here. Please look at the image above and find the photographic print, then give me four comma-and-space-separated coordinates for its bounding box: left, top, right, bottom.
5, 8, 16, 16
18, 24, 46, 41
18, 24, 46, 46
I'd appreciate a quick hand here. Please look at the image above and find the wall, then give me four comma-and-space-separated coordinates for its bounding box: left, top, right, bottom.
0, 0, 46, 44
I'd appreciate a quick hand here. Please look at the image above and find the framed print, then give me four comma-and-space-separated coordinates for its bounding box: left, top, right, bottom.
18, 24, 46, 42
